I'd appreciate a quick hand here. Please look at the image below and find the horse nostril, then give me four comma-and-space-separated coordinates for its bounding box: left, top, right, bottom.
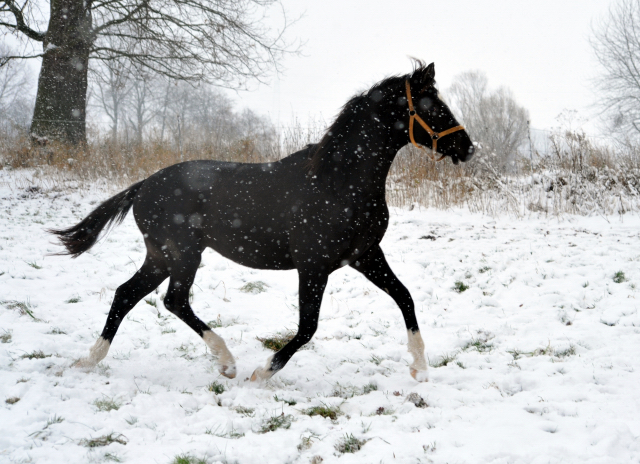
462, 144, 475, 162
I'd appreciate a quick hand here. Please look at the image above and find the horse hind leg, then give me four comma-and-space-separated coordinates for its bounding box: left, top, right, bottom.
74, 249, 169, 369
163, 249, 236, 379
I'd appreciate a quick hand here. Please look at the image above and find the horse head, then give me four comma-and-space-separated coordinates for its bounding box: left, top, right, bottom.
403, 62, 475, 164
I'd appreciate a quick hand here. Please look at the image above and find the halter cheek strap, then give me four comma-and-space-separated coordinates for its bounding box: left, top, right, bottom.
405, 80, 465, 161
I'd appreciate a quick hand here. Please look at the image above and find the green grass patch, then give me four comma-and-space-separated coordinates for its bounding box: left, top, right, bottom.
46, 415, 64, 427
430, 352, 458, 368
257, 331, 295, 351
26, 260, 42, 269
0, 331, 11, 343
331, 382, 378, 399
508, 343, 556, 360
453, 281, 469, 293
462, 337, 493, 353
258, 413, 293, 433
274, 394, 296, 406
362, 382, 377, 394
304, 403, 341, 420
613, 271, 626, 283
205, 423, 245, 439
93, 397, 122, 412
478, 266, 492, 274
233, 406, 255, 417
171, 454, 211, 464
239, 281, 269, 294
79, 433, 128, 448
335, 434, 368, 454
207, 381, 225, 395
144, 298, 157, 307
21, 350, 50, 360
2, 299, 40, 321
554, 345, 577, 358
65, 296, 81, 304
207, 316, 223, 329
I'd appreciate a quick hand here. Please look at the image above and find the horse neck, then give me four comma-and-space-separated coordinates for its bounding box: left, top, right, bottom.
314, 100, 405, 196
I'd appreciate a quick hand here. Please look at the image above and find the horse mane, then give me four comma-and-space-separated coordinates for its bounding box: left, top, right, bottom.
308, 59, 430, 176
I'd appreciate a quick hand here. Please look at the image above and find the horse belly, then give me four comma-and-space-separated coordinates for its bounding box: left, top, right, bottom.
202, 218, 295, 270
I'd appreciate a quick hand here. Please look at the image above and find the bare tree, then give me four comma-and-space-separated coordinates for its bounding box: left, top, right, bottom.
91, 58, 131, 142
447, 71, 529, 170
126, 71, 156, 144
1, 0, 296, 144
0, 44, 33, 136
145, 80, 276, 158
591, 0, 640, 143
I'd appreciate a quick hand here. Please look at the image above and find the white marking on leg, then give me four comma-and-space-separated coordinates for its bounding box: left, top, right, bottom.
407, 329, 429, 382
203, 330, 236, 379
73, 337, 110, 369
250, 355, 274, 382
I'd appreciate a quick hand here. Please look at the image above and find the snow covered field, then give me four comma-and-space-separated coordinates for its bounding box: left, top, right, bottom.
1, 168, 640, 464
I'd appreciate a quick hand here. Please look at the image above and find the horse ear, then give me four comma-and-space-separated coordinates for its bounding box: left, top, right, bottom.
425, 62, 435, 81
411, 61, 435, 87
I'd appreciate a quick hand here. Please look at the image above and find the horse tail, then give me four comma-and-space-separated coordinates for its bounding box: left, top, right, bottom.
48, 180, 146, 258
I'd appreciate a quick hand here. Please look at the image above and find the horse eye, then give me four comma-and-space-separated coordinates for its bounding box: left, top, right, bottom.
419, 97, 432, 111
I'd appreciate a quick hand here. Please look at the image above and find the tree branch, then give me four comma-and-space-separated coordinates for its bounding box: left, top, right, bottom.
1, 0, 45, 41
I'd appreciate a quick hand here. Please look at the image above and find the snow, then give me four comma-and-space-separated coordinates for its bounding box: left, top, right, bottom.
1, 168, 640, 464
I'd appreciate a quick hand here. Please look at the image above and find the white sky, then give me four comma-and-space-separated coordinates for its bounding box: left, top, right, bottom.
233, 0, 612, 136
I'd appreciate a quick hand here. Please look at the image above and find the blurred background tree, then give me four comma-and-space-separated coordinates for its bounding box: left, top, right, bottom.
0, 0, 296, 144
0, 44, 33, 139
447, 70, 529, 172
591, 0, 640, 146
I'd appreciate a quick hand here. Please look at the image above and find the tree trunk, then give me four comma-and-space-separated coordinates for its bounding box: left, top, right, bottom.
31, 0, 92, 144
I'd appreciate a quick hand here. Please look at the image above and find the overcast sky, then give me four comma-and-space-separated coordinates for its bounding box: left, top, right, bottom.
233, 0, 612, 137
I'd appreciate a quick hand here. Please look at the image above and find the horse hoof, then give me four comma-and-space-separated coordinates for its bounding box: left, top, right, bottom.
72, 358, 96, 370
410, 368, 429, 382
250, 366, 273, 382
220, 364, 237, 379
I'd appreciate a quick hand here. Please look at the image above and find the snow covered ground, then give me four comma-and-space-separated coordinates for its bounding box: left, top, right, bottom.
1, 168, 640, 464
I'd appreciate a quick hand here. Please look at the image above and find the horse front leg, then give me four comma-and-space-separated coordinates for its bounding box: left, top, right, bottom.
251, 269, 328, 381
351, 244, 428, 382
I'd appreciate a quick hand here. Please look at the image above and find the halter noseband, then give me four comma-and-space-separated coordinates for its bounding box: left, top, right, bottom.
405, 80, 465, 161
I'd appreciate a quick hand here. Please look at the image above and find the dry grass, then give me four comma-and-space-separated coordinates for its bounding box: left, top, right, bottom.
79, 433, 128, 448
303, 403, 342, 420
1, 126, 638, 216
257, 331, 295, 351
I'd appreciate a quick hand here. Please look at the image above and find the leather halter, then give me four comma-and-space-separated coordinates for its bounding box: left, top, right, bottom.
405, 80, 465, 161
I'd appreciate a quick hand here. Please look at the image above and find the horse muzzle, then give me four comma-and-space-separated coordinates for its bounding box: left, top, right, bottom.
460, 144, 475, 162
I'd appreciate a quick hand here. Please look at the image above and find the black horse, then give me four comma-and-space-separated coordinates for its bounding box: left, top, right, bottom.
51, 61, 474, 382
